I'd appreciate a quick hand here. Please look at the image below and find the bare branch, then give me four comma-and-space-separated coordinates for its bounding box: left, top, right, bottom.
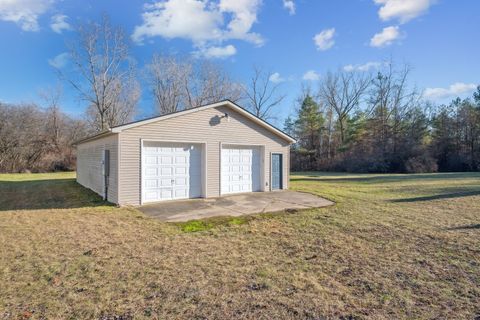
244, 66, 285, 121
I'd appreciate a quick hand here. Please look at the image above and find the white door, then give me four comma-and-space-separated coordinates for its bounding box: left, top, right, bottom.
142, 142, 202, 203
221, 145, 261, 195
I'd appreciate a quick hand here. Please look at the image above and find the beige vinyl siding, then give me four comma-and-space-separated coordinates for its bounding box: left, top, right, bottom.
118, 105, 290, 205
76, 134, 119, 203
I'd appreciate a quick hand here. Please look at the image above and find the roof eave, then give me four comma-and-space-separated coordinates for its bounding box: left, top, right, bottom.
73, 130, 115, 146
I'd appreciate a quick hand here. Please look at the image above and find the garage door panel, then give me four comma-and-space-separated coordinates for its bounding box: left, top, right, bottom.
161, 167, 172, 175
174, 189, 187, 198
160, 189, 172, 199
145, 155, 157, 164
175, 167, 186, 175
144, 179, 158, 188
143, 142, 203, 203
159, 178, 172, 186
145, 191, 158, 201
175, 156, 186, 164
160, 156, 172, 164
145, 167, 157, 177
174, 177, 188, 186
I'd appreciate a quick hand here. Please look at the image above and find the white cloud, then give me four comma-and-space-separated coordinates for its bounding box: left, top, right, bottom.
269, 72, 285, 83
50, 14, 71, 33
302, 70, 320, 81
48, 52, 69, 68
424, 82, 478, 100
218, 0, 263, 45
132, 0, 222, 44
131, 0, 263, 56
283, 0, 295, 15
344, 61, 384, 72
195, 44, 237, 59
370, 26, 400, 47
0, 0, 53, 31
374, 0, 435, 23
313, 28, 335, 51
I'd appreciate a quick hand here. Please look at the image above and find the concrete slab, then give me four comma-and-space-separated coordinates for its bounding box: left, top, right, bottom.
138, 191, 334, 222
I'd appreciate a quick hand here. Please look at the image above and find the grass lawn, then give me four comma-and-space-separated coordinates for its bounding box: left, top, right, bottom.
1, 172, 479, 319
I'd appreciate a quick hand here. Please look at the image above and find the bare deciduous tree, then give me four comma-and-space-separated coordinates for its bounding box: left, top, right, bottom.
369, 63, 419, 155
147, 55, 189, 115
147, 55, 243, 115
58, 15, 139, 132
245, 66, 285, 121
0, 102, 88, 173
319, 70, 371, 143
39, 85, 63, 150
184, 60, 243, 109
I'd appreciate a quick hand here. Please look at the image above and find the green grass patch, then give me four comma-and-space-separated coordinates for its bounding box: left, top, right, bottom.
176, 216, 251, 232
228, 217, 249, 225
178, 220, 214, 232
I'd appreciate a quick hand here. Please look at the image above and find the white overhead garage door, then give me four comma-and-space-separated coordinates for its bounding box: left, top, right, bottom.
142, 142, 202, 203
221, 145, 261, 195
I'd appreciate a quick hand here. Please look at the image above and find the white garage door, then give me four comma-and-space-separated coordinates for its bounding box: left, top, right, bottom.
142, 142, 202, 203
221, 145, 261, 195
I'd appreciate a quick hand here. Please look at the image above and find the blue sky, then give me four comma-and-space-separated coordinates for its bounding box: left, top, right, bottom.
0, 0, 478, 126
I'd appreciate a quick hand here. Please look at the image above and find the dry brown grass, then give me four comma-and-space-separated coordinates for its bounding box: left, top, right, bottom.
0, 172, 479, 319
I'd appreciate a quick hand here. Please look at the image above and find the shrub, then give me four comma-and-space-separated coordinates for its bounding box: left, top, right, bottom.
405, 155, 438, 173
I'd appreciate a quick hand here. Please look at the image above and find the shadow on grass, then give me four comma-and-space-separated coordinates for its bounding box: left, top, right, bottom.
390, 190, 480, 203
0, 178, 110, 211
291, 172, 479, 184
446, 224, 480, 231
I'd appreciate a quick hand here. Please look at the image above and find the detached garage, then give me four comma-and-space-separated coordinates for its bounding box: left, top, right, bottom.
75, 100, 295, 206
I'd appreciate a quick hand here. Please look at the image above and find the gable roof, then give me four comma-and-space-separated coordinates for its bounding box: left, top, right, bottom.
110, 100, 296, 143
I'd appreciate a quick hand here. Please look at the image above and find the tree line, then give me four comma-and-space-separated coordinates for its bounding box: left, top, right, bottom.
285, 64, 480, 173
1, 15, 478, 174
0, 88, 88, 172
